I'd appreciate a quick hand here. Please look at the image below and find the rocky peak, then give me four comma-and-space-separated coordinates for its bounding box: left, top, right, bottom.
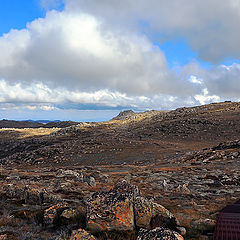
111, 110, 135, 120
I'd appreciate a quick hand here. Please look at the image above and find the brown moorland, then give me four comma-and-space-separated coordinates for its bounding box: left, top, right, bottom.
0, 101, 240, 239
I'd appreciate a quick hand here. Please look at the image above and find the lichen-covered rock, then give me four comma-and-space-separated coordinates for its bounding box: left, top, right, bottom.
175, 232, 184, 240
44, 204, 68, 225
87, 180, 138, 231
113, 179, 140, 198
87, 179, 183, 233
137, 227, 183, 240
88, 192, 134, 231
151, 202, 175, 220
84, 175, 96, 187
57, 169, 84, 181
3, 184, 62, 205
70, 229, 97, 240
57, 169, 96, 186
176, 227, 186, 236
151, 202, 180, 227
134, 196, 152, 228
60, 208, 78, 219
134, 197, 180, 230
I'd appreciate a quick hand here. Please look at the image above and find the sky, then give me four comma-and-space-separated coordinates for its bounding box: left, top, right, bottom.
0, 0, 240, 121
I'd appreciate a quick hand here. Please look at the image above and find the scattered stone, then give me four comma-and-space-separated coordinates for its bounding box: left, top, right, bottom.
70, 228, 97, 240
57, 169, 84, 181
60, 208, 78, 219
182, 183, 191, 194
84, 175, 96, 187
44, 204, 68, 225
176, 226, 186, 236
137, 227, 183, 240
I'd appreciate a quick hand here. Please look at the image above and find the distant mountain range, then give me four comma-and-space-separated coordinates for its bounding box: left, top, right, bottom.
24, 120, 61, 124
0, 119, 79, 128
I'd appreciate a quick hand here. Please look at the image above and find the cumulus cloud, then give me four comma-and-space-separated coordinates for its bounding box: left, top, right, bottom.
181, 62, 240, 99
0, 78, 220, 111
0, 10, 190, 96
1, 76, 236, 112
0, 79, 154, 110
66, 0, 240, 62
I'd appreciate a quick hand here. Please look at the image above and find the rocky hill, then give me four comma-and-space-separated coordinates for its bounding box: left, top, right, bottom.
111, 110, 136, 120
2, 101, 239, 166
0, 119, 43, 128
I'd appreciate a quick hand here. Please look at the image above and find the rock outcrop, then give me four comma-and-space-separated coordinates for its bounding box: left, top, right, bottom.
111, 110, 136, 121
87, 180, 137, 231
87, 180, 184, 237
135, 196, 153, 228
134, 196, 179, 230
44, 204, 68, 225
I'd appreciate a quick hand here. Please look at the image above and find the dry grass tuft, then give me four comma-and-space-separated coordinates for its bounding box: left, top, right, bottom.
0, 128, 60, 138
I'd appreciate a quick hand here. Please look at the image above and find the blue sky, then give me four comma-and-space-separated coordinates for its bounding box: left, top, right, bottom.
159, 40, 212, 70
0, 108, 119, 122
0, 0, 50, 35
0, 0, 239, 121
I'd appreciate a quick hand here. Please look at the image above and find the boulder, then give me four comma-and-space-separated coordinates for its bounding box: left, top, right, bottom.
57, 169, 84, 181
113, 179, 140, 198
70, 228, 97, 240
43, 204, 68, 225
134, 197, 180, 230
57, 169, 96, 186
44, 204, 87, 227
87, 179, 183, 233
3, 184, 61, 205
137, 227, 183, 240
151, 202, 179, 225
87, 180, 138, 231
176, 226, 187, 236
84, 175, 96, 187
134, 196, 152, 228
60, 208, 78, 219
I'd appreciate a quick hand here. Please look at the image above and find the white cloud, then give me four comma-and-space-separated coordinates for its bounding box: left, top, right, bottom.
0, 78, 220, 111
194, 88, 220, 105
182, 62, 240, 99
66, 0, 240, 62
0, 10, 187, 96
189, 75, 203, 85
0, 79, 151, 109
